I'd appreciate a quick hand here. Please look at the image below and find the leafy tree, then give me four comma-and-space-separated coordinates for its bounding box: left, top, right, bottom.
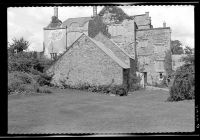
88, 15, 111, 38
167, 50, 195, 101
167, 63, 194, 101
9, 37, 30, 53
98, 6, 130, 24
181, 54, 194, 65
171, 40, 184, 55
184, 46, 193, 54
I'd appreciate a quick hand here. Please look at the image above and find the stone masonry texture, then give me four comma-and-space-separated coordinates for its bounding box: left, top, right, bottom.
136, 28, 171, 85
46, 34, 123, 87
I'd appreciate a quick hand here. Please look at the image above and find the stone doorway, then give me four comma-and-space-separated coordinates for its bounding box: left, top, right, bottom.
143, 72, 147, 86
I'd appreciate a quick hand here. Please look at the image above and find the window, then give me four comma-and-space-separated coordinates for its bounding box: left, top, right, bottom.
159, 73, 163, 79
50, 53, 57, 60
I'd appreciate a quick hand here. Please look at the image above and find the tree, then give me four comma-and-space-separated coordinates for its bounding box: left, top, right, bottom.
9, 37, 30, 53
181, 53, 194, 65
98, 6, 131, 24
184, 46, 193, 54
171, 40, 184, 55
88, 15, 111, 38
167, 48, 195, 101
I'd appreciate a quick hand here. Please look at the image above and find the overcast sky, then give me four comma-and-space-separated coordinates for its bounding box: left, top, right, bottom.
7, 6, 194, 52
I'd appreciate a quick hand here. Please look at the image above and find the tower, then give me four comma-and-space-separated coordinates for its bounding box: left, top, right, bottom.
54, 7, 58, 18
93, 6, 97, 17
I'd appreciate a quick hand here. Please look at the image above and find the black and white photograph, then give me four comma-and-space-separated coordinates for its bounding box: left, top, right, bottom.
7, 4, 196, 135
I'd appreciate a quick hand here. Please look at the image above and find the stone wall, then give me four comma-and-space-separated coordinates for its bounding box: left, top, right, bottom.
66, 21, 89, 47
43, 28, 66, 58
108, 19, 136, 58
94, 32, 130, 66
131, 12, 151, 29
46, 34, 123, 87
136, 27, 171, 84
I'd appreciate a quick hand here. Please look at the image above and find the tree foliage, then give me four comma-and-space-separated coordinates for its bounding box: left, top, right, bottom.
171, 40, 184, 55
47, 16, 62, 28
9, 37, 30, 53
167, 63, 194, 101
181, 54, 194, 65
98, 6, 131, 24
88, 15, 111, 38
184, 46, 193, 55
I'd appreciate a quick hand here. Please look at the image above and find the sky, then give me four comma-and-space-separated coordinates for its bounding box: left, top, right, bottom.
7, 6, 194, 52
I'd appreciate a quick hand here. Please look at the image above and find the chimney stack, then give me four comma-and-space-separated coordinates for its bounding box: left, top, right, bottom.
145, 12, 149, 17
163, 21, 166, 27
93, 6, 97, 17
54, 7, 58, 18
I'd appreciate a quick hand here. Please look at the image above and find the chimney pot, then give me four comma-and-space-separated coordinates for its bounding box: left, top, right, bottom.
145, 12, 149, 17
54, 7, 58, 18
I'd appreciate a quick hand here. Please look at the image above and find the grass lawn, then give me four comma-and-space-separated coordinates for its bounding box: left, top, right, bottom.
8, 89, 195, 133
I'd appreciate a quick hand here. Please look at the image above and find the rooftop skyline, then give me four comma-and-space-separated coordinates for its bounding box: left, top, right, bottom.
8, 6, 194, 52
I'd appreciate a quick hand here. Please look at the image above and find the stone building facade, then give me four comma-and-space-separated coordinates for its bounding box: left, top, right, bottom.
44, 6, 172, 86
46, 33, 132, 87
136, 27, 171, 84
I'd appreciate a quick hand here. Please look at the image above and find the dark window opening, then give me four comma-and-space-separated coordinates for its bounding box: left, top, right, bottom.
50, 53, 57, 60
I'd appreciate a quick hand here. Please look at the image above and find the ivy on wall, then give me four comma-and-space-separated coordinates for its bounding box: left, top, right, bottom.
164, 50, 173, 76
47, 16, 62, 28
88, 15, 111, 38
98, 6, 131, 24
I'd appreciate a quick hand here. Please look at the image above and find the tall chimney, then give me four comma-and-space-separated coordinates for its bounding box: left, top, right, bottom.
163, 21, 166, 27
54, 7, 58, 18
93, 6, 97, 17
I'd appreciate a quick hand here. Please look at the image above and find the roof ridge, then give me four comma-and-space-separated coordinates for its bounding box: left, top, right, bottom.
109, 38, 134, 59
87, 36, 130, 69
65, 16, 91, 20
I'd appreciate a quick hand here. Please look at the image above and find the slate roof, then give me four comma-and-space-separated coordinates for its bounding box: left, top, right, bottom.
88, 36, 130, 69
61, 17, 91, 28
49, 33, 130, 69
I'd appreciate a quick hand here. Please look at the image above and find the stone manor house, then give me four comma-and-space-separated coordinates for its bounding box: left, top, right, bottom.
44, 6, 171, 88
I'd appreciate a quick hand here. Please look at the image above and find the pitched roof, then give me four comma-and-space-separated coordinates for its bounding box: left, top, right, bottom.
48, 33, 130, 69
88, 36, 130, 69
93, 32, 134, 66
61, 17, 91, 28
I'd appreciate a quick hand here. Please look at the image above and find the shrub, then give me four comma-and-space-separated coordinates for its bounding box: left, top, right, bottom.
8, 72, 35, 94
129, 75, 142, 92
37, 86, 52, 94
76, 82, 91, 90
110, 85, 128, 96
8, 78, 24, 94
16, 84, 38, 94
167, 63, 194, 101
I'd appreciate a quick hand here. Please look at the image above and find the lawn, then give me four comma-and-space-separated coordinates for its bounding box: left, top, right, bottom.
8, 89, 195, 133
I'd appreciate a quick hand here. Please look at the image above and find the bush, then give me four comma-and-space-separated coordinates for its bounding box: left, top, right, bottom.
110, 85, 128, 96
37, 86, 52, 94
129, 77, 142, 91
8, 72, 35, 94
8, 71, 53, 95
167, 63, 194, 101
